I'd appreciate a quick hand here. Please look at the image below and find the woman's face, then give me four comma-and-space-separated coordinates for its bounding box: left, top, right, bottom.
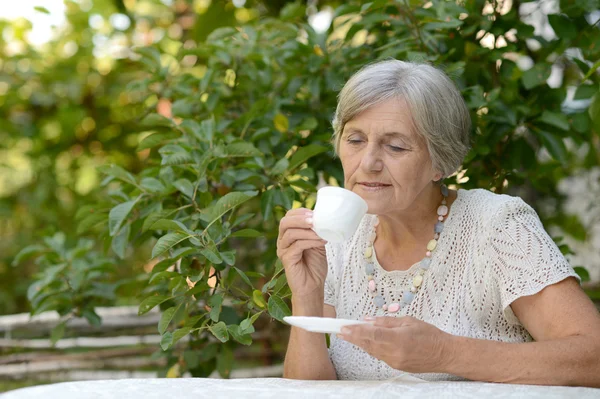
338, 98, 440, 215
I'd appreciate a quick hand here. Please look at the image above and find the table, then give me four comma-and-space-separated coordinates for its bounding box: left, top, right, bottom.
3, 376, 599, 398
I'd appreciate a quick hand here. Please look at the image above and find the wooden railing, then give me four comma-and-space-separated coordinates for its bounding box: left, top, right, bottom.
0, 306, 284, 383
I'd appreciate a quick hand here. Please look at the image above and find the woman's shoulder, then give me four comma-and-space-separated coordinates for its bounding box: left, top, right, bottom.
457, 188, 532, 220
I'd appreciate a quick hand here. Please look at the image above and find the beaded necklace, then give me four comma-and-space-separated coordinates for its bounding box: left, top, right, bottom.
364, 185, 449, 315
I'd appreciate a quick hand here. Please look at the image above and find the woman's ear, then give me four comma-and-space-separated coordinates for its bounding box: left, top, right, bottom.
433, 171, 443, 182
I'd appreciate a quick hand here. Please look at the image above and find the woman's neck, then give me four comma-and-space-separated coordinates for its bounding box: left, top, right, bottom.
376, 185, 453, 249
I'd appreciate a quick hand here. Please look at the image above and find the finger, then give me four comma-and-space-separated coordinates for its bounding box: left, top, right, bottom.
341, 323, 389, 345
284, 208, 313, 217
338, 328, 379, 355
277, 214, 315, 240
372, 316, 407, 328
278, 228, 324, 250
287, 239, 327, 253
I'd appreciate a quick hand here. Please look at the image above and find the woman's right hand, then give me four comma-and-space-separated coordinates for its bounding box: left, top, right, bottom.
276, 208, 328, 299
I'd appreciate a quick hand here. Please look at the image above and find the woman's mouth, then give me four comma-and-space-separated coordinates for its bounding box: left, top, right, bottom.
357, 182, 392, 191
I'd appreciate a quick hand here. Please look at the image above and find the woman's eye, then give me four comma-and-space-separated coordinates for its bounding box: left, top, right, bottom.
387, 145, 406, 152
347, 139, 363, 145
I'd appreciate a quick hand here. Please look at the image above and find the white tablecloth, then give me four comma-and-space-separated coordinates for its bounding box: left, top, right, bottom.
2, 376, 599, 398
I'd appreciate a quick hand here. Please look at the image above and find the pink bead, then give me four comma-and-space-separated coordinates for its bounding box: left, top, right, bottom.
437, 205, 448, 216
387, 303, 400, 313
382, 304, 388, 311
426, 251, 432, 257
368, 280, 376, 292
434, 233, 440, 239
438, 216, 444, 221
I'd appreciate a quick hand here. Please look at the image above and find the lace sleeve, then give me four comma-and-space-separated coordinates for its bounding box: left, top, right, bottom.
488, 197, 581, 326
324, 242, 344, 308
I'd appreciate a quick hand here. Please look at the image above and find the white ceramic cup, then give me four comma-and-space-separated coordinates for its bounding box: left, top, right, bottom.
312, 186, 368, 243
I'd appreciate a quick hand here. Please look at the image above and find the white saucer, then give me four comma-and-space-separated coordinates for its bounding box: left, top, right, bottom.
283, 316, 370, 334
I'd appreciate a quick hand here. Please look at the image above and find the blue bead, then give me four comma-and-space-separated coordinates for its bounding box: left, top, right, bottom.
402, 291, 415, 304
434, 222, 444, 233
420, 257, 431, 269
441, 185, 449, 197
365, 263, 374, 275
374, 295, 385, 308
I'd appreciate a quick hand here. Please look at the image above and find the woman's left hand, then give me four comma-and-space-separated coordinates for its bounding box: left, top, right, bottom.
338, 316, 454, 374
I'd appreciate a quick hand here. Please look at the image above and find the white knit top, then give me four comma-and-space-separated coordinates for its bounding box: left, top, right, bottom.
324, 188, 580, 381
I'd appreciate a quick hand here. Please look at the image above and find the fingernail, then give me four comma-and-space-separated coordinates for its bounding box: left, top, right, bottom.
305, 217, 313, 225
363, 316, 375, 321
305, 211, 313, 216
337, 334, 345, 340
340, 327, 350, 335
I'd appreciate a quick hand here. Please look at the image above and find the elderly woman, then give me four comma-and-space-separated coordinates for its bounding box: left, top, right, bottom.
276, 60, 600, 386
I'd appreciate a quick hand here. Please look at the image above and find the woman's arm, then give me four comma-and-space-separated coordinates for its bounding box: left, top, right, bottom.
283, 295, 338, 380
338, 277, 600, 387
444, 277, 600, 387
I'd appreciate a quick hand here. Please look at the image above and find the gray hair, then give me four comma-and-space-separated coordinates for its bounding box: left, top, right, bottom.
331, 60, 471, 179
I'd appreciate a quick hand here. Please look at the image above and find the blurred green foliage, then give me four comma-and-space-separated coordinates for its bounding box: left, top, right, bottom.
3, 0, 600, 378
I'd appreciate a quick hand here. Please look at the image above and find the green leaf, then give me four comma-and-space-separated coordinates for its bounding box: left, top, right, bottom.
140, 177, 166, 193
152, 232, 191, 259
233, 267, 252, 288
173, 179, 195, 199
280, 2, 306, 20
223, 142, 263, 157
548, 14, 577, 40
138, 295, 171, 315
252, 290, 267, 309
148, 219, 191, 234
574, 267, 590, 283
220, 250, 235, 266
149, 271, 179, 285
12, 245, 46, 266
536, 110, 570, 131
267, 295, 291, 322
82, 309, 102, 326
159, 144, 193, 165
521, 63, 551, 90
160, 331, 173, 351
208, 321, 229, 342
537, 130, 568, 164
583, 60, 600, 81
288, 144, 328, 172
137, 132, 179, 152
423, 20, 463, 30
134, 47, 163, 71
217, 345, 234, 378
230, 229, 262, 238
209, 294, 223, 322
173, 327, 192, 345
205, 191, 258, 226
143, 209, 178, 232
200, 248, 222, 264
274, 113, 289, 133
108, 199, 138, 237
50, 321, 66, 346
77, 213, 107, 235
111, 223, 130, 259
240, 318, 255, 335
260, 188, 276, 221
159, 306, 177, 334
573, 84, 597, 101
589, 93, 600, 132
271, 158, 289, 176
228, 324, 252, 345
98, 165, 137, 185
34, 6, 50, 14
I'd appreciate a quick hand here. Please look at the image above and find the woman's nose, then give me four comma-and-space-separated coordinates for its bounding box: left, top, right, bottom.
360, 144, 383, 172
